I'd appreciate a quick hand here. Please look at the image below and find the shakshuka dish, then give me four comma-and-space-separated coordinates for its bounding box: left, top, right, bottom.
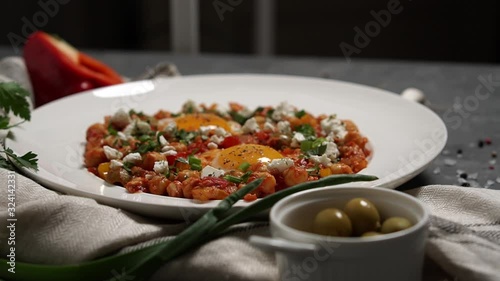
84, 101, 370, 201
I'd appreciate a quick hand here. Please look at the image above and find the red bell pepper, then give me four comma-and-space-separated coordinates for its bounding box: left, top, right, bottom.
23, 31, 123, 107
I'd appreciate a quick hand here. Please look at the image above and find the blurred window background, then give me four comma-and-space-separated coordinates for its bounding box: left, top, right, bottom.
1, 0, 498, 63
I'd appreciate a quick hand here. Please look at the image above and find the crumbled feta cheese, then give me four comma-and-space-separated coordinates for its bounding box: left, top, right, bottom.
271, 101, 295, 121
264, 122, 275, 132
214, 127, 229, 137
162, 145, 176, 153
268, 158, 294, 172
241, 117, 260, 134
164, 121, 177, 135
291, 132, 306, 148
162, 150, 178, 156
153, 160, 169, 174
199, 126, 216, 136
158, 118, 177, 135
103, 146, 123, 160
110, 159, 123, 169
201, 165, 225, 178
207, 142, 218, 149
123, 152, 142, 163
123, 119, 152, 136
210, 135, 225, 145
277, 121, 291, 135
239, 107, 253, 118
217, 106, 230, 118
323, 141, 340, 161
310, 154, 332, 166
229, 121, 241, 132
117, 132, 128, 141
119, 169, 131, 182
158, 135, 169, 146
110, 109, 131, 128
136, 120, 152, 134
321, 116, 347, 139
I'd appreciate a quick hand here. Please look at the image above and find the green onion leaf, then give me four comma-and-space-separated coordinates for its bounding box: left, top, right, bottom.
224, 174, 243, 184
238, 162, 251, 172
188, 155, 202, 171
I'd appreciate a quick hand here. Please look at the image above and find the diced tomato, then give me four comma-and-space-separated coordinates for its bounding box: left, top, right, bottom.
254, 131, 269, 142
219, 135, 241, 148
167, 151, 188, 166
244, 193, 258, 202
199, 176, 230, 188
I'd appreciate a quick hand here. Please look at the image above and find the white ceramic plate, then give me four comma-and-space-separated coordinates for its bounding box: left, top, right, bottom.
7, 75, 447, 219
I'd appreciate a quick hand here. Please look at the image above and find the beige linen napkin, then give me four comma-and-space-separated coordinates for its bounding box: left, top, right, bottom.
407, 186, 500, 281
1, 169, 500, 281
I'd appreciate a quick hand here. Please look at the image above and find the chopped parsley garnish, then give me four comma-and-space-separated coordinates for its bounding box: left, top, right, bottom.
0, 82, 39, 171
0, 82, 31, 123
295, 109, 306, 118
107, 124, 118, 136
228, 111, 248, 125
129, 109, 145, 117
134, 136, 160, 154
175, 129, 197, 144
266, 109, 275, 119
2, 148, 38, 171
294, 124, 316, 138
300, 138, 327, 156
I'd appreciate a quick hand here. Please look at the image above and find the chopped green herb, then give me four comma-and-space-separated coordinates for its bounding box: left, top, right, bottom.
129, 109, 145, 117
0, 155, 14, 170
0, 116, 10, 130
295, 109, 306, 118
229, 111, 248, 125
0, 82, 31, 121
2, 148, 38, 171
135, 140, 159, 154
300, 138, 327, 156
266, 109, 275, 119
107, 124, 118, 136
240, 171, 252, 183
224, 174, 243, 184
175, 129, 197, 144
188, 155, 202, 171
138, 134, 152, 142
122, 162, 134, 173
294, 124, 316, 138
238, 162, 251, 172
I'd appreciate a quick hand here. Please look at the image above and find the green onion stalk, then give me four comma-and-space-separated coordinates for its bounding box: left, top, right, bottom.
0, 174, 377, 281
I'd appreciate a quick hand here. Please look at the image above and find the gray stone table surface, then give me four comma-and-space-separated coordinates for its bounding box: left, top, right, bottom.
2, 46, 498, 191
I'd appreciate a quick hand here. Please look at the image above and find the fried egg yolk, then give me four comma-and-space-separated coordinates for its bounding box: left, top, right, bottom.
175, 113, 231, 132
212, 144, 283, 170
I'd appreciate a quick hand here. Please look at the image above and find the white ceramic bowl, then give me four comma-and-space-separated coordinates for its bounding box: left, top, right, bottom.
250, 187, 430, 281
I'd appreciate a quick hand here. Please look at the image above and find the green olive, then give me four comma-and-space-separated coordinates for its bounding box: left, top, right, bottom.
312, 208, 352, 237
381, 217, 412, 233
361, 231, 382, 237
343, 197, 381, 236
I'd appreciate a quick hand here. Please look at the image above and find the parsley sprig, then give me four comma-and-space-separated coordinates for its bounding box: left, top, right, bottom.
0, 82, 39, 171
